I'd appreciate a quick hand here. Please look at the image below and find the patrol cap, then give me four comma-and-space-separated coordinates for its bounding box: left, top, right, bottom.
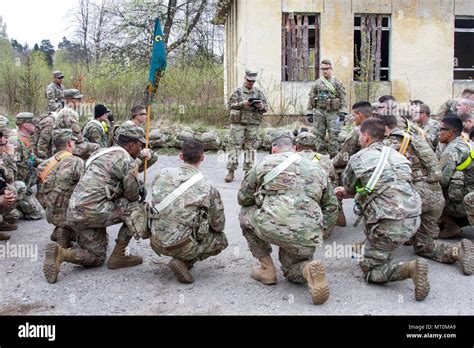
64, 89, 84, 99
53, 128, 77, 143
53, 71, 64, 78
245, 69, 258, 81
0, 115, 11, 136
270, 128, 294, 145
15, 112, 38, 126
295, 131, 317, 147
117, 122, 146, 144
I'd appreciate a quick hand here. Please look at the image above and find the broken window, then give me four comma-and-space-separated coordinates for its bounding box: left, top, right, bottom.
454, 17, 474, 80
354, 14, 390, 82
282, 13, 320, 82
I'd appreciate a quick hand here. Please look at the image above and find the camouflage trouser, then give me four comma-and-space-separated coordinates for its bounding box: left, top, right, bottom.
150, 230, 228, 265
7, 181, 44, 221
413, 182, 455, 263
361, 217, 420, 283
240, 205, 315, 283
313, 109, 340, 157
226, 123, 259, 171
73, 141, 101, 160
71, 224, 132, 266
464, 192, 474, 226
46, 208, 77, 245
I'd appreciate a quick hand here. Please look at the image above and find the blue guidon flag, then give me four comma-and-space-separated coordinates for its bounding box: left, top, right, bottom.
149, 17, 167, 91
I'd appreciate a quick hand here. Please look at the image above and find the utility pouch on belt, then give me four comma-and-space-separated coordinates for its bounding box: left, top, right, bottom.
331, 98, 341, 111
229, 109, 241, 123
193, 209, 210, 241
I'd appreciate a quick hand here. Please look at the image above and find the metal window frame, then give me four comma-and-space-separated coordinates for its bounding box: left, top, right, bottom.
454, 16, 474, 80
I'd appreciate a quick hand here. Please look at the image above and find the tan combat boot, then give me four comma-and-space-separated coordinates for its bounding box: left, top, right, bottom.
0, 220, 17, 231
168, 258, 194, 283
336, 209, 347, 227
399, 259, 430, 301
224, 170, 234, 183
451, 239, 474, 275
303, 260, 330, 305
43, 242, 77, 284
0, 232, 10, 241
251, 255, 277, 285
107, 239, 143, 269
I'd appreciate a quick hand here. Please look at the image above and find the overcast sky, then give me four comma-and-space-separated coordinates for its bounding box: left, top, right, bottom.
0, 0, 77, 48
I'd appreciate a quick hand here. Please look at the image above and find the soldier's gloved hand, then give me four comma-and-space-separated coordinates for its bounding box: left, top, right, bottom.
138, 185, 147, 203
306, 114, 314, 123
108, 112, 115, 124
338, 112, 347, 122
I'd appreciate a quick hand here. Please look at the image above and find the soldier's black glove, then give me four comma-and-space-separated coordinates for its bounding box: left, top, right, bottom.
108, 112, 115, 124
338, 112, 347, 122
306, 114, 314, 123
138, 185, 147, 203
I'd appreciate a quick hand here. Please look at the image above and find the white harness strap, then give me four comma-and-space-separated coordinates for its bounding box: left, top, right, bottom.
153, 172, 204, 213
85, 146, 128, 169
262, 153, 301, 187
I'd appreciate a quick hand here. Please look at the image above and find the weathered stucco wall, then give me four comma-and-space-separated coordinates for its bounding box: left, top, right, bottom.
223, 0, 473, 115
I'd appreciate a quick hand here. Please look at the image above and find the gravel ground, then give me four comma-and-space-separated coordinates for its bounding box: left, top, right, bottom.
0, 151, 473, 315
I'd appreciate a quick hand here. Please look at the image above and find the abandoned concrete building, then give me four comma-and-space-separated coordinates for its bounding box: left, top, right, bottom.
213, 0, 474, 115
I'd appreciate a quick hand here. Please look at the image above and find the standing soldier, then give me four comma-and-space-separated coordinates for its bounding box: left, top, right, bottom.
55, 89, 100, 160
225, 69, 267, 182
379, 114, 473, 275
45, 71, 65, 113
336, 119, 428, 301
43, 123, 147, 284
238, 134, 338, 305
83, 104, 110, 147
306, 59, 347, 157
438, 116, 474, 244
9, 113, 44, 220
37, 129, 84, 248
114, 105, 158, 172
149, 139, 228, 283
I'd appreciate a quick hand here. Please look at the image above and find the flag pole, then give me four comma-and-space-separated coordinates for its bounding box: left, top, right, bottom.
143, 82, 153, 184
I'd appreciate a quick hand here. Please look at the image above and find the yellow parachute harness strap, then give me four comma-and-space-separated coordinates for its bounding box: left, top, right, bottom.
101, 120, 109, 134
399, 131, 412, 156
38, 151, 72, 182
356, 146, 391, 195
456, 139, 474, 171
320, 76, 337, 95
312, 153, 322, 162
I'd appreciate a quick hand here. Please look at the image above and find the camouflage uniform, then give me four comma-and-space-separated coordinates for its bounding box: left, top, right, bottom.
342, 142, 422, 283
67, 125, 146, 266
464, 192, 474, 226
227, 70, 268, 172
306, 76, 346, 157
35, 112, 56, 161
382, 128, 462, 264
45, 79, 65, 113
9, 114, 44, 220
55, 107, 100, 160
437, 99, 458, 118
150, 164, 228, 265
37, 129, 84, 247
417, 118, 439, 150
116, 120, 159, 172
83, 119, 108, 147
332, 126, 360, 169
438, 136, 474, 236
238, 151, 338, 283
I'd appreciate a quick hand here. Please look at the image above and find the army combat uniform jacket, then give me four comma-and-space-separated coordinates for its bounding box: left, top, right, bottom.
238, 152, 338, 247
